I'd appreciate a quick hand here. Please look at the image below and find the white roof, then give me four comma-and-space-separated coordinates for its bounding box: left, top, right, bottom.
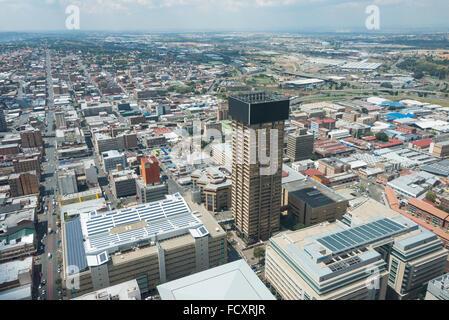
0, 257, 33, 284
367, 97, 388, 105
399, 99, 425, 107
415, 120, 448, 129
157, 260, 275, 300
61, 198, 107, 217
284, 78, 324, 85
80, 193, 202, 255
348, 160, 367, 169
0, 284, 31, 300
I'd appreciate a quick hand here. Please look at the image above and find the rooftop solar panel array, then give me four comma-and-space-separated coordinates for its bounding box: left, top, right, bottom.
316, 218, 408, 254
65, 219, 88, 274
80, 193, 202, 254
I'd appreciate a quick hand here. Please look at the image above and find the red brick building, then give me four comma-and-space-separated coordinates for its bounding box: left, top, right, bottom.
407, 198, 449, 230
141, 156, 160, 185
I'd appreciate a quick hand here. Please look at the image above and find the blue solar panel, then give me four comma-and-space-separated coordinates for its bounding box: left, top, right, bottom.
65, 219, 88, 273
316, 218, 408, 254
99, 252, 107, 263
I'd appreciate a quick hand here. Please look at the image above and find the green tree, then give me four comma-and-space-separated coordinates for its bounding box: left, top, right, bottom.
414, 71, 424, 80
293, 223, 305, 231
426, 191, 437, 203
253, 247, 266, 263
380, 82, 393, 89
375, 132, 389, 142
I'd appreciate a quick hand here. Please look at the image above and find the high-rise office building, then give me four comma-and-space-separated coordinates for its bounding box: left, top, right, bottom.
286, 128, 314, 162
229, 92, 290, 244
141, 156, 160, 185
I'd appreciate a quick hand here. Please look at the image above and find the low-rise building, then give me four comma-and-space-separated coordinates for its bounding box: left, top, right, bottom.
191, 165, 232, 213
135, 179, 168, 204
387, 171, 439, 198
282, 178, 348, 227
57, 169, 78, 196
72, 279, 141, 300
0, 257, 33, 300
430, 141, 449, 158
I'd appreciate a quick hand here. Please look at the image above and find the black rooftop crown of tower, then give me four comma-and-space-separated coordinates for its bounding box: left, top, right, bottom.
228, 92, 290, 125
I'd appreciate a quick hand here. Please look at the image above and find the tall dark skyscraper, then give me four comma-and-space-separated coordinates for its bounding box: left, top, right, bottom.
229, 92, 290, 244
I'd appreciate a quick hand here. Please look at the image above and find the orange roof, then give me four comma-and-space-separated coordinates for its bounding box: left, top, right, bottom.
408, 198, 449, 221
384, 188, 449, 242
395, 208, 449, 242
385, 187, 400, 210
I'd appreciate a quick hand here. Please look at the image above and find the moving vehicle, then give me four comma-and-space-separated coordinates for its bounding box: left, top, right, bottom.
48, 253, 52, 259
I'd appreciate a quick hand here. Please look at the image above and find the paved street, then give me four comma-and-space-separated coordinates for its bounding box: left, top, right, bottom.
34, 50, 63, 301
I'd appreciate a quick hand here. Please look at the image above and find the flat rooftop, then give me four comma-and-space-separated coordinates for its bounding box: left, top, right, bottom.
284, 178, 347, 208
157, 260, 275, 300
271, 211, 419, 283
230, 92, 287, 104
291, 188, 336, 208
79, 193, 200, 254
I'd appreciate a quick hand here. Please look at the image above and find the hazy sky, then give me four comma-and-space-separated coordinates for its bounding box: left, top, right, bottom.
0, 0, 448, 32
